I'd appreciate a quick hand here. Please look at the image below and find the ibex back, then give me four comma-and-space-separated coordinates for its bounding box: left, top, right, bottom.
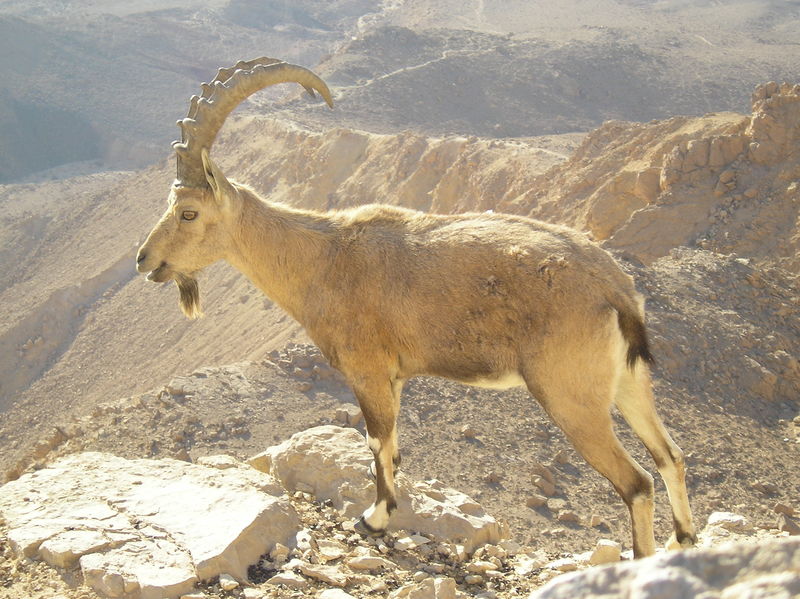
136, 58, 696, 558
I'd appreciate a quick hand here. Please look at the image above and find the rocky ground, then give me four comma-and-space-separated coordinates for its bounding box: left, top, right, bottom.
1, 325, 798, 597
1, 425, 797, 599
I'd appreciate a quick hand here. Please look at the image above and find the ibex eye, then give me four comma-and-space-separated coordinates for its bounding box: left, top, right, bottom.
181, 210, 198, 221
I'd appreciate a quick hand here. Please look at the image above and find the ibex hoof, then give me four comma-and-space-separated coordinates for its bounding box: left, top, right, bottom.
354, 516, 385, 538
666, 532, 697, 551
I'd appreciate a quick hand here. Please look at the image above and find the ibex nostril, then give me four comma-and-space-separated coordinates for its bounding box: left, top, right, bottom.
136, 251, 146, 264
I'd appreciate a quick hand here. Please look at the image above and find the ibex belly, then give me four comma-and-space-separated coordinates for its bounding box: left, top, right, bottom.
463, 371, 527, 389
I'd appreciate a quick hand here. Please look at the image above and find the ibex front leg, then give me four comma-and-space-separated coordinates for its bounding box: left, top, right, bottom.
351, 376, 401, 535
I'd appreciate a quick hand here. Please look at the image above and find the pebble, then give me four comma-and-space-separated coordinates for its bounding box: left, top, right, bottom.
513, 555, 543, 576
270, 543, 290, 562
465, 574, 484, 585
553, 450, 570, 465
589, 539, 622, 565
395, 533, 432, 551
526, 494, 547, 508
218, 574, 238, 591
777, 514, 800, 535
298, 562, 349, 586
533, 475, 557, 497
334, 405, 362, 427
557, 510, 581, 523
266, 572, 308, 589
318, 590, 357, 599
531, 462, 555, 485
467, 561, 497, 573
485, 545, 507, 559
708, 511, 752, 532
370, 580, 389, 593
461, 425, 478, 439
346, 555, 396, 571
589, 514, 606, 528
485, 471, 502, 484
547, 557, 578, 572
485, 569, 504, 579
317, 539, 348, 562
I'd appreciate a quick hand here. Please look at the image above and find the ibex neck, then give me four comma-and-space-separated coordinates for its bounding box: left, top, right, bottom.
227, 188, 333, 321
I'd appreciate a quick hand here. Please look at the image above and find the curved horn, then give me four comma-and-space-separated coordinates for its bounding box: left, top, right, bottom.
173, 57, 334, 186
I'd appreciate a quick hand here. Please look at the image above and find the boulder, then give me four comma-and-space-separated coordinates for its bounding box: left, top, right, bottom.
706, 511, 752, 533
530, 537, 800, 599
249, 426, 506, 550
0, 452, 299, 599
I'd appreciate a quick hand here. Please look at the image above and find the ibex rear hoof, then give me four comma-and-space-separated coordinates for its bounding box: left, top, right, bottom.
354, 516, 385, 538
666, 532, 697, 551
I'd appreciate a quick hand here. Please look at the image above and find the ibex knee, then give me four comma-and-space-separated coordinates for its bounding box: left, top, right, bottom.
628, 471, 655, 505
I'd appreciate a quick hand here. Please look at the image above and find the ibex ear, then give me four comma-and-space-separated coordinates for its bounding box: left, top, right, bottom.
201, 148, 231, 203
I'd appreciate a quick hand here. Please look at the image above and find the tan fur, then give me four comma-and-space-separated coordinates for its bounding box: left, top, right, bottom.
137, 179, 696, 556
136, 61, 695, 557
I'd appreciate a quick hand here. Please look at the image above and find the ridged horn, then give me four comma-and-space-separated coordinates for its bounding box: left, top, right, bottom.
172, 57, 334, 186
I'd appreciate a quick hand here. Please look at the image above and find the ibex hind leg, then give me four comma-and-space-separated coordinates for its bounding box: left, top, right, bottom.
615, 364, 697, 549
367, 379, 403, 481
525, 374, 657, 558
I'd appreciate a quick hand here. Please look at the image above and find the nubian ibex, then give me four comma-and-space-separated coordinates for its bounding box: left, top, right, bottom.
136, 58, 696, 557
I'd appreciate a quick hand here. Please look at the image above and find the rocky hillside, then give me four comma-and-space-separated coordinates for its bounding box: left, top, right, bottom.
511, 82, 800, 272
2, 0, 798, 182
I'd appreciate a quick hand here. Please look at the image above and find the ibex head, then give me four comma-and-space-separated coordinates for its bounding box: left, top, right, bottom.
136, 58, 332, 318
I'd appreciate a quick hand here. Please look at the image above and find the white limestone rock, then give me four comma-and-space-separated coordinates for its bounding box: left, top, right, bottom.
346, 554, 396, 571
266, 571, 308, 589
0, 452, 300, 599
588, 539, 621, 565
706, 511, 752, 533
319, 590, 358, 599
530, 537, 800, 599
317, 538, 348, 562
297, 562, 349, 586
218, 573, 239, 591
250, 425, 505, 550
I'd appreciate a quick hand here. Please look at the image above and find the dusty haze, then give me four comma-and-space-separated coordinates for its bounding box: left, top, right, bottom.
0, 1, 799, 597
